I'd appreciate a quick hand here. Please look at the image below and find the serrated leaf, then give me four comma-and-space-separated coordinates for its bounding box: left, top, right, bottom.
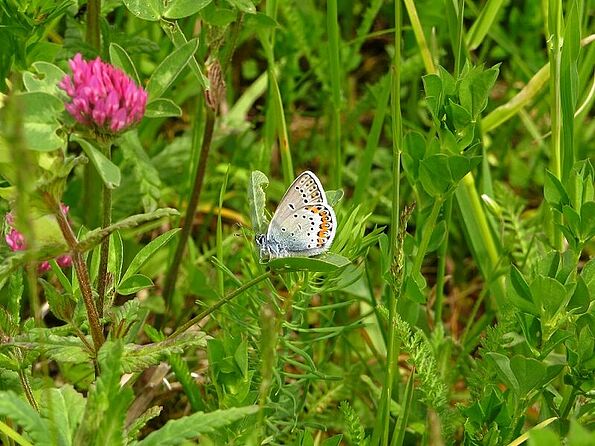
77, 208, 179, 252
0, 390, 55, 446
121, 228, 180, 283
248, 170, 269, 234
146, 39, 199, 100
39, 386, 86, 446
137, 405, 259, 446
145, 98, 183, 118
75, 341, 133, 446
11, 329, 89, 363
117, 274, 154, 295
39, 278, 75, 322
119, 331, 207, 373
72, 136, 121, 189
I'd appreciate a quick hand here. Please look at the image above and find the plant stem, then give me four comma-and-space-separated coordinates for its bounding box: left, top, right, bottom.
412, 196, 444, 274
162, 106, 216, 310
378, 2, 404, 444
169, 270, 273, 339
97, 143, 112, 317
435, 196, 452, 324
327, 0, 342, 189
548, 0, 564, 250
53, 198, 104, 352
85, 0, 101, 52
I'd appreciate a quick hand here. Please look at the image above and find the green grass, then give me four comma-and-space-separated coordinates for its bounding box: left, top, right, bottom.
0, 1, 594, 445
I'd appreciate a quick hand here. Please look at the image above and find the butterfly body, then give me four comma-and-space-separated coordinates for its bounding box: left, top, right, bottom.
256, 171, 337, 260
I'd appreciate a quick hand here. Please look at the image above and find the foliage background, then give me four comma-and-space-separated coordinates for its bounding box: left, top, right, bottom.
0, 0, 594, 445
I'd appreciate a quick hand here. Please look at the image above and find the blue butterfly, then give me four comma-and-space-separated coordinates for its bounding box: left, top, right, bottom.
256, 171, 337, 260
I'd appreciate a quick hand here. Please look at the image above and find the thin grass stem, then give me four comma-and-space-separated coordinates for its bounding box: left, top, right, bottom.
327, 0, 342, 188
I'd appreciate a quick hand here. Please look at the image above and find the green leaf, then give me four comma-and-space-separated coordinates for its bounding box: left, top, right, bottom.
531, 275, 567, 318
459, 64, 500, 118
267, 253, 351, 273
71, 136, 121, 189
248, 170, 269, 234
39, 386, 86, 446
568, 275, 590, 313
544, 170, 570, 211
0, 391, 54, 446
146, 39, 199, 100
109, 43, 140, 85
419, 154, 451, 196
18, 92, 64, 151
119, 332, 207, 373
163, 0, 212, 19
145, 98, 183, 118
11, 329, 89, 363
225, 0, 256, 14
510, 355, 546, 395
39, 278, 75, 322
77, 208, 179, 252
510, 265, 533, 302
116, 274, 154, 295
22, 62, 66, 95
580, 201, 595, 240
74, 341, 133, 446
422, 74, 443, 120
137, 406, 259, 446
199, 2, 237, 26
122, 0, 163, 21
486, 352, 519, 393
121, 228, 180, 283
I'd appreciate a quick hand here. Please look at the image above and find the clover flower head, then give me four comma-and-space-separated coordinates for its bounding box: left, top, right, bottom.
59, 53, 147, 134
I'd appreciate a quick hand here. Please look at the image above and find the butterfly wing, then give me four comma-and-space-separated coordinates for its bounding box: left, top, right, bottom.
268, 171, 328, 229
267, 203, 336, 257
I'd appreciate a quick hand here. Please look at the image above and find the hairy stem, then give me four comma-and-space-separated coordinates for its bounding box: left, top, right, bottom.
53, 198, 104, 352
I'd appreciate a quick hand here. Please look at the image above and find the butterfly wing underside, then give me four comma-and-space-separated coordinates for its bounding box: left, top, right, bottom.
266, 171, 336, 256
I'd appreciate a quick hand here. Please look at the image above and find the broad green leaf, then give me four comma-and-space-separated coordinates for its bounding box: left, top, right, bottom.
109, 43, 140, 85
163, 0, 212, 19
419, 154, 451, 196
531, 275, 567, 317
22, 62, 66, 95
18, 92, 64, 151
123, 0, 163, 21
116, 274, 154, 295
146, 39, 199, 100
199, 2, 237, 26
39, 386, 86, 446
486, 352, 519, 393
226, 0, 256, 14
0, 391, 55, 446
121, 228, 180, 283
321, 435, 343, 446
422, 74, 443, 120
145, 98, 183, 118
325, 189, 344, 207
459, 64, 500, 118
72, 136, 121, 189
77, 208, 179, 252
267, 253, 350, 272
544, 170, 570, 211
510, 355, 546, 395
510, 265, 533, 302
248, 170, 269, 234
568, 275, 590, 313
137, 406, 259, 446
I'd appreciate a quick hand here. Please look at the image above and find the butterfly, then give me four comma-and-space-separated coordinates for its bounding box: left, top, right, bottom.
256, 171, 337, 260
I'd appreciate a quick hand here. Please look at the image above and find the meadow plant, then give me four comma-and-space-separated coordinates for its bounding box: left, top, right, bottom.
0, 1, 593, 445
